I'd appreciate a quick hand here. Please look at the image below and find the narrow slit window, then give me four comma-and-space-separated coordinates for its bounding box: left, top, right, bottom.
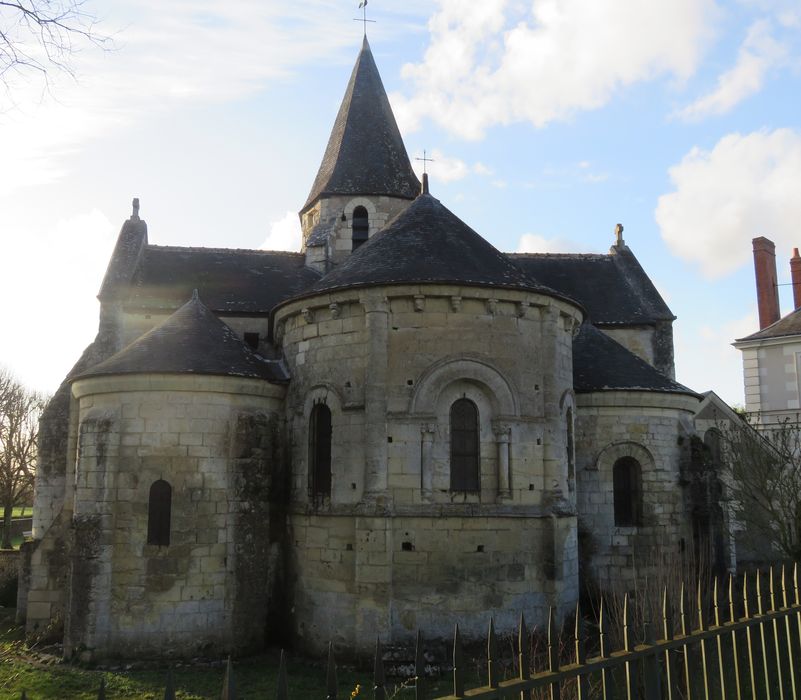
244, 332, 259, 350
613, 457, 642, 527
352, 206, 369, 251
147, 479, 172, 546
450, 398, 480, 492
309, 403, 332, 500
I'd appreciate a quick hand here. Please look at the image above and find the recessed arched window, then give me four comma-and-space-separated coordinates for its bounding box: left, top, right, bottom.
704, 429, 722, 468
147, 479, 172, 546
309, 403, 332, 500
450, 398, 479, 492
566, 407, 575, 486
352, 206, 369, 251
613, 457, 642, 527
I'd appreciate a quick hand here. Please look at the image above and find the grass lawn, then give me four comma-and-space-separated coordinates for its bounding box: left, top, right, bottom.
10, 508, 31, 519
0, 609, 454, 699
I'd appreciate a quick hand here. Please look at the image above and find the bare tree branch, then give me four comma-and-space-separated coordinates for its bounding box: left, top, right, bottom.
0, 0, 109, 96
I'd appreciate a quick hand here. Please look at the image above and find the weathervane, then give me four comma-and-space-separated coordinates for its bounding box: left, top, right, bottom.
354, 1, 376, 36
415, 149, 435, 174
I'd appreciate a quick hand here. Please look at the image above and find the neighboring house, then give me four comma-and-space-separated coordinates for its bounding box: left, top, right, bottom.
20, 37, 726, 660
734, 239, 801, 428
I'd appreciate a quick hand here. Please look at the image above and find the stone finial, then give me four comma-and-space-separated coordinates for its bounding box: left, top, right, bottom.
132, 197, 140, 220
421, 172, 430, 195
191, 288, 199, 301
614, 223, 624, 247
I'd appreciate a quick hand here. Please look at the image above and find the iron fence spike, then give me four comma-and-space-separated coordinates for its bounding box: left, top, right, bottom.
326, 642, 338, 699
164, 669, 176, 700
276, 649, 289, 700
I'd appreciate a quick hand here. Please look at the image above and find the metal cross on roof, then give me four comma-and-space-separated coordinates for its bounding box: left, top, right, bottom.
354, 1, 376, 36
415, 150, 435, 174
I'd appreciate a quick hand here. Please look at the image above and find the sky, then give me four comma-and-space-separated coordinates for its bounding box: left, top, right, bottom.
2, 0, 801, 407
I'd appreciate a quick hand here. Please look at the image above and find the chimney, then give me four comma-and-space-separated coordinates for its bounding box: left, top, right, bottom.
791, 248, 801, 310
753, 237, 780, 329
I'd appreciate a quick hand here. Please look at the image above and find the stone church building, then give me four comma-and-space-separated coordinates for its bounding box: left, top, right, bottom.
20, 38, 720, 659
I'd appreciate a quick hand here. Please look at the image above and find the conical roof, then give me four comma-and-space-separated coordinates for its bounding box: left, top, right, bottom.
572, 322, 697, 396
302, 37, 420, 211
77, 292, 288, 383
299, 192, 575, 301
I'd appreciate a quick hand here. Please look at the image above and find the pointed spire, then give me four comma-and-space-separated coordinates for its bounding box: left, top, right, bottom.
302, 38, 420, 211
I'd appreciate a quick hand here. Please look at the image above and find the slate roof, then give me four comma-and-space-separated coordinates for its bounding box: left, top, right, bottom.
736, 307, 801, 342
78, 292, 288, 382
510, 247, 674, 325
302, 36, 420, 211
306, 217, 337, 247
301, 193, 577, 304
128, 246, 321, 313
572, 322, 697, 396
98, 208, 148, 302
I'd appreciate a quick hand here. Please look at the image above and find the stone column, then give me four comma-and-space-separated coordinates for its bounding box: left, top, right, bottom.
420, 423, 436, 499
363, 294, 390, 498
494, 422, 511, 499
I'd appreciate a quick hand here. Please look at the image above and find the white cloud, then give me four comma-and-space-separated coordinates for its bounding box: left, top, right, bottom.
676, 19, 788, 121
516, 233, 584, 254
261, 211, 302, 251
0, 0, 394, 197
411, 149, 493, 183
674, 311, 757, 406
394, 0, 717, 139
0, 209, 116, 393
656, 128, 801, 278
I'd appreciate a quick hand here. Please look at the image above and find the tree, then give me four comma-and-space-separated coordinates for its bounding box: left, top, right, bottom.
0, 0, 108, 95
720, 415, 801, 562
0, 368, 46, 549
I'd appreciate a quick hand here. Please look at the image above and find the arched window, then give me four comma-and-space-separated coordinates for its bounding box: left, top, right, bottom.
309, 403, 332, 500
613, 457, 642, 527
352, 206, 369, 251
566, 407, 575, 487
147, 479, 172, 546
704, 429, 722, 468
450, 398, 479, 492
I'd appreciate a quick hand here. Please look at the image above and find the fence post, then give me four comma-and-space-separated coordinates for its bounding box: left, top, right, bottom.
518, 613, 530, 700
547, 607, 561, 700
744, 572, 759, 700
642, 596, 661, 700
781, 566, 798, 698
623, 593, 637, 700
712, 578, 727, 700
695, 580, 711, 700
662, 587, 679, 700
679, 583, 693, 700
373, 637, 386, 700
728, 574, 743, 700
573, 602, 588, 700
164, 669, 176, 700
453, 624, 465, 699
276, 650, 289, 700
97, 677, 106, 700
414, 630, 425, 700
599, 598, 616, 700
326, 642, 338, 700
221, 657, 236, 700
487, 618, 499, 689
757, 570, 773, 700
769, 567, 787, 700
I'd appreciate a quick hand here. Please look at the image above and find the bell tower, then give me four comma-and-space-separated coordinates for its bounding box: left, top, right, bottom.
300, 37, 420, 272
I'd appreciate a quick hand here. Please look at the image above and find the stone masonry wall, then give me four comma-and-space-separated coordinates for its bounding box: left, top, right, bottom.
275, 283, 583, 652
60, 374, 284, 660
575, 391, 698, 593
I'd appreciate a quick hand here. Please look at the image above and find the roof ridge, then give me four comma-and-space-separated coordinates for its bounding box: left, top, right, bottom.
147, 244, 304, 257
508, 252, 611, 260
